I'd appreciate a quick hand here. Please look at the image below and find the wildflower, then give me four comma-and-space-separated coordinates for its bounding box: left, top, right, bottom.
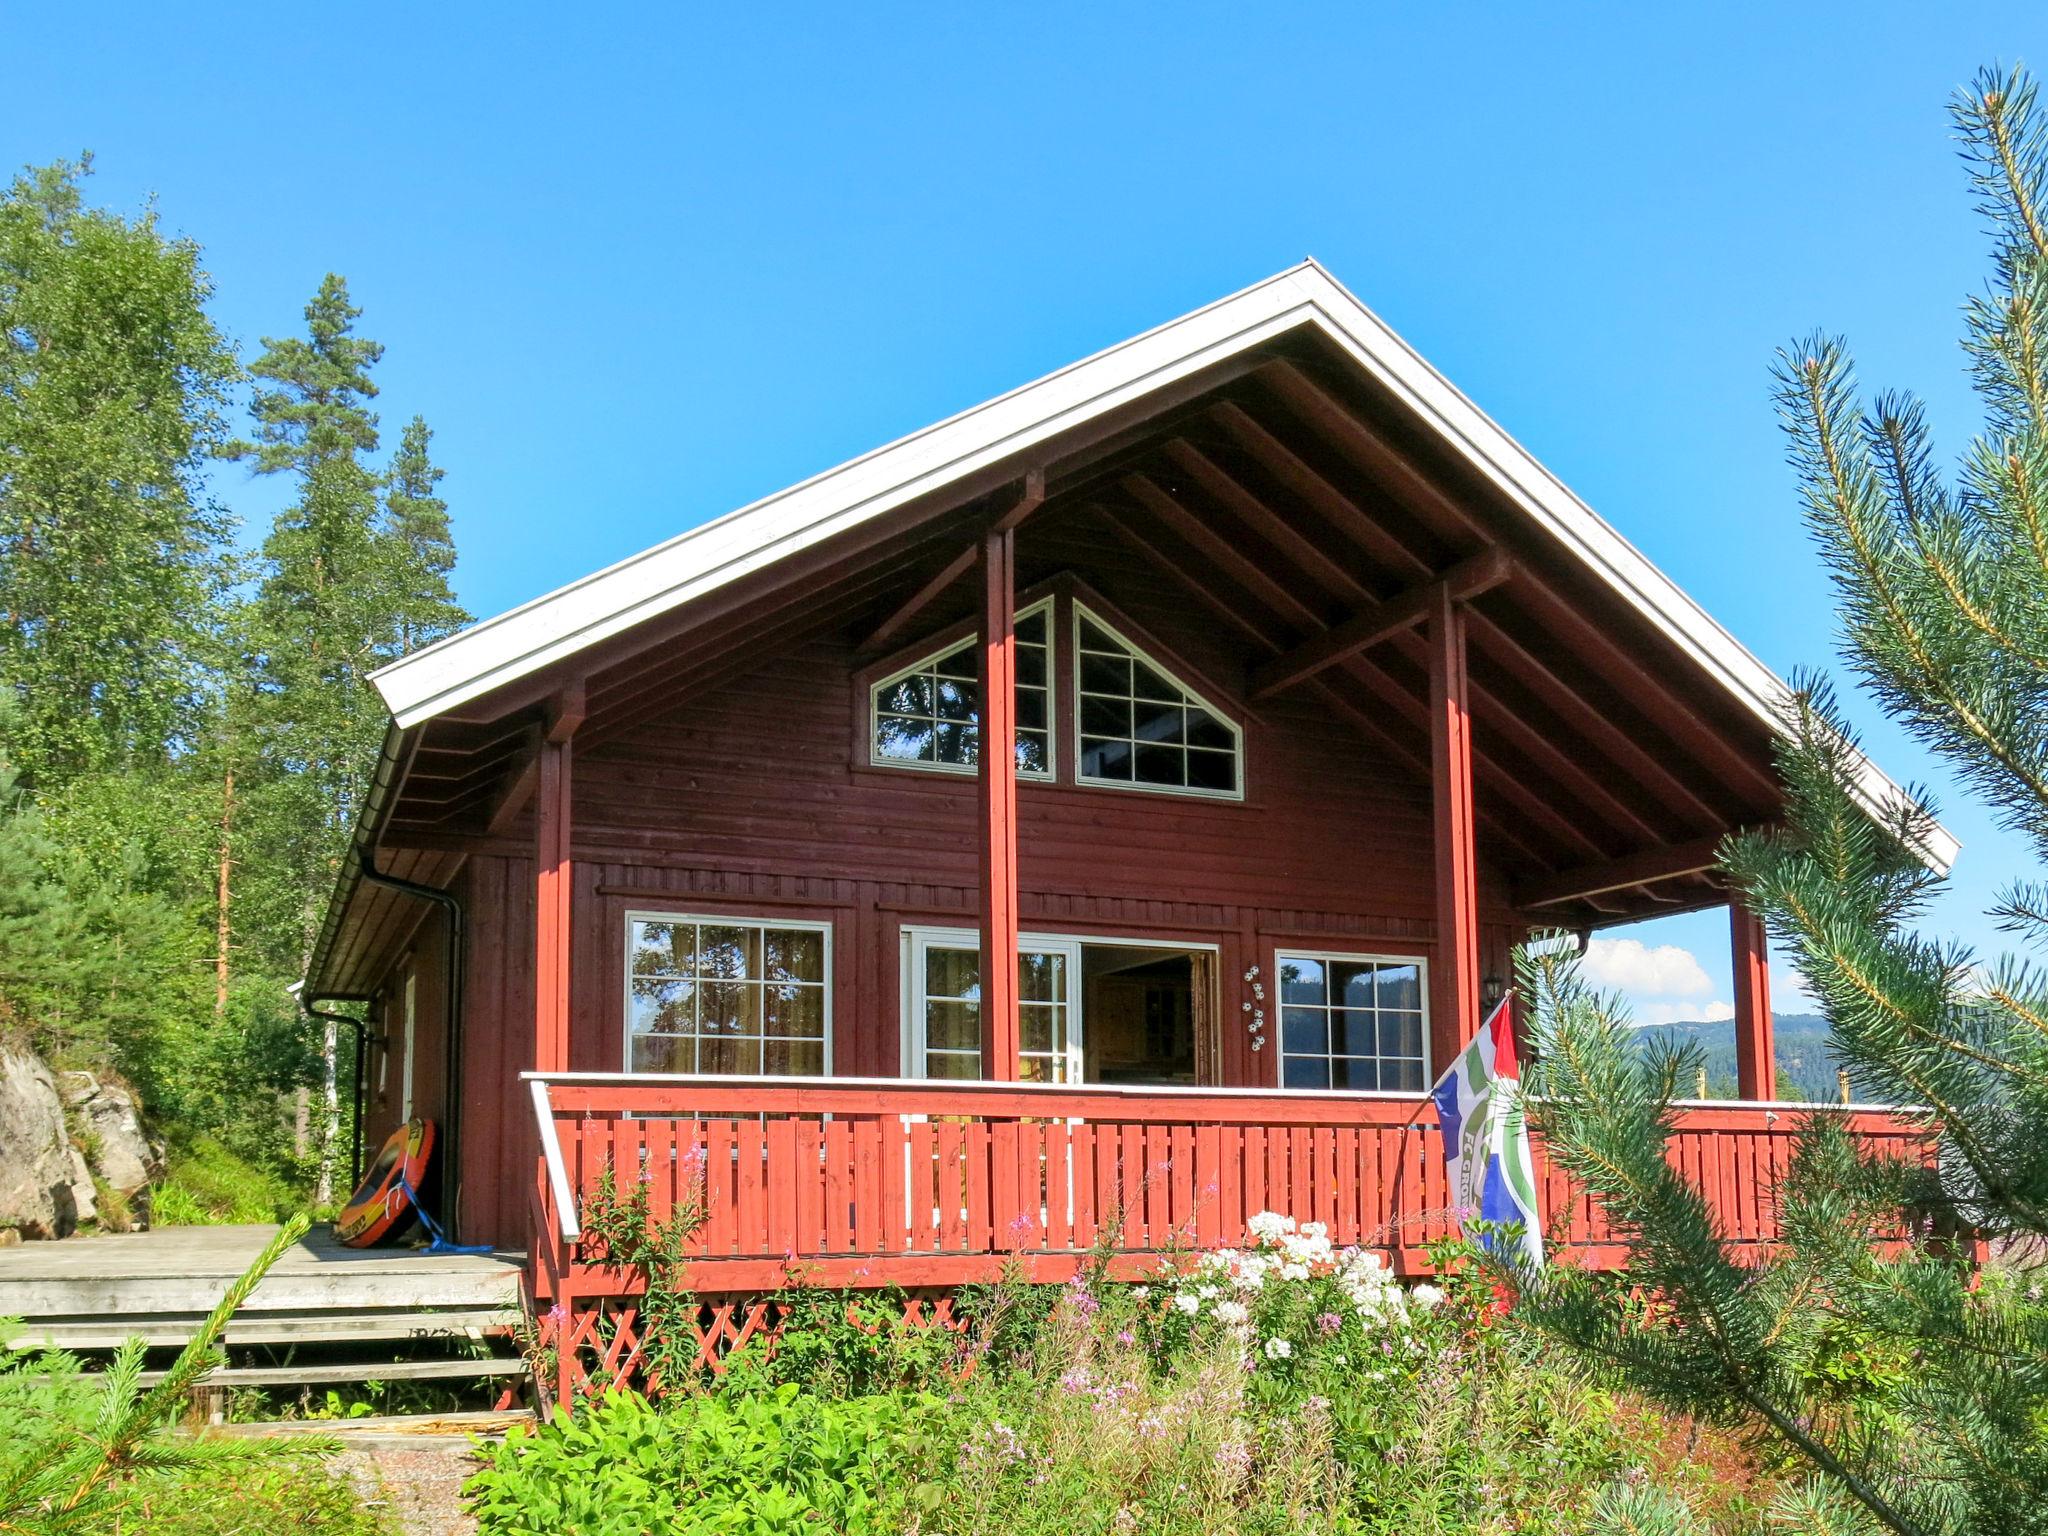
1316, 1311, 1343, 1336
1116, 1328, 1136, 1346
1215, 1439, 1254, 1479
1059, 1366, 1093, 1394
1174, 1293, 1201, 1316
1215, 1299, 1249, 1326
1412, 1283, 1446, 1310
543, 1302, 570, 1329
1264, 1336, 1293, 1360
1132, 1285, 1150, 1300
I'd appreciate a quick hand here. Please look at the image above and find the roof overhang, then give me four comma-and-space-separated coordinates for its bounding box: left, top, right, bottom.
369, 260, 1955, 876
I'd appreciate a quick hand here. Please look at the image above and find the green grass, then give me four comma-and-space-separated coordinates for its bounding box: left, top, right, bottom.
150, 1137, 304, 1225
97, 1459, 393, 1535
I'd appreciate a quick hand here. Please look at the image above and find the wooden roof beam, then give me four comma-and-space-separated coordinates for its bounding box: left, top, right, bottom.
856, 470, 1044, 658
1513, 834, 1727, 910
1250, 548, 1512, 700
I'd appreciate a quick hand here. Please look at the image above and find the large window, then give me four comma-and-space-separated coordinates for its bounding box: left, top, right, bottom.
1074, 606, 1242, 797
1275, 952, 1427, 1092
626, 913, 830, 1076
871, 601, 1052, 777
904, 928, 1076, 1081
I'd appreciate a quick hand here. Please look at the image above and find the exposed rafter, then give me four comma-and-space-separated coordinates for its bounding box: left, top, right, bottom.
1250, 548, 1513, 700
856, 469, 1045, 658
1512, 835, 1727, 910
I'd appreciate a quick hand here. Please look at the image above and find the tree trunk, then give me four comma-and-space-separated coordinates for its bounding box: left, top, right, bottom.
214, 764, 233, 1018
314, 1016, 337, 1206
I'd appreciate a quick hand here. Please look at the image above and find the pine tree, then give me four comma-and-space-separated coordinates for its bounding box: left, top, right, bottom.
383, 414, 468, 650
1514, 67, 2048, 1536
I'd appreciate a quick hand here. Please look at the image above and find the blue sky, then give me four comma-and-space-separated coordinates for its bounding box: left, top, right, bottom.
11, 3, 2047, 1024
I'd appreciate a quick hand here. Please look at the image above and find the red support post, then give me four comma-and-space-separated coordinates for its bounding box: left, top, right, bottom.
535, 736, 574, 1076
1427, 586, 1481, 1077
977, 524, 1020, 1081
1730, 900, 1775, 1101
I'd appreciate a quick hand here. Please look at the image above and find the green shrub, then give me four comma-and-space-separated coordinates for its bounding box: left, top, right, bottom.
151, 1136, 301, 1225
465, 1383, 940, 1535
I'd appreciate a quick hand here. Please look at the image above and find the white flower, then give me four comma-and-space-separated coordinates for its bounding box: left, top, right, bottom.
1215, 1299, 1249, 1326
1197, 1285, 1220, 1301
1280, 1262, 1310, 1281
1247, 1211, 1296, 1242
1132, 1286, 1150, 1300
1412, 1283, 1445, 1311
1174, 1292, 1202, 1316
1264, 1336, 1293, 1360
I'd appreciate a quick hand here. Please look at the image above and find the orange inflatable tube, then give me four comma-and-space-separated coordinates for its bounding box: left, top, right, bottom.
335, 1118, 435, 1247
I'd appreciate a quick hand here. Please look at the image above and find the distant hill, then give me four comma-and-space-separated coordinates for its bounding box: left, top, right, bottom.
1627, 1013, 1870, 1103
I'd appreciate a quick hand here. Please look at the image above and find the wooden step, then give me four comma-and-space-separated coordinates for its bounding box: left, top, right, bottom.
9, 1306, 521, 1351
136, 1356, 530, 1387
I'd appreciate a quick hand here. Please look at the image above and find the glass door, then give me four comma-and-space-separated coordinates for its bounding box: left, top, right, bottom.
903, 927, 1082, 1082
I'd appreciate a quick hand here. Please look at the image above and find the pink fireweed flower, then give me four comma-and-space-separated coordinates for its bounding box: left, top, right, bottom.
1115, 1328, 1136, 1347
1317, 1311, 1343, 1337
1058, 1366, 1093, 1394
544, 1302, 570, 1329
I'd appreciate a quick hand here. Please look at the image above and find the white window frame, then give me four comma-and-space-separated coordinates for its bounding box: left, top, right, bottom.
1071, 602, 1245, 801
1272, 948, 1431, 1094
867, 596, 1056, 781
899, 926, 1223, 1083
622, 909, 835, 1077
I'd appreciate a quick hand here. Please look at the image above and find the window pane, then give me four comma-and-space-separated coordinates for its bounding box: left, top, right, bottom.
1016, 731, 1049, 774
1375, 964, 1421, 1012
934, 721, 976, 765
1079, 617, 1120, 652
765, 984, 825, 1039
631, 978, 694, 1034
1332, 1057, 1380, 1092
630, 922, 684, 977
1131, 700, 1184, 744
876, 716, 935, 762
1016, 608, 1048, 646
1186, 712, 1234, 751
700, 979, 760, 1039
1017, 1054, 1059, 1083
763, 1039, 824, 1077
700, 1035, 761, 1075
1279, 957, 1326, 1005
926, 1049, 980, 1080
1019, 1005, 1060, 1054
1081, 737, 1132, 779
1133, 743, 1185, 785
934, 645, 977, 681
1080, 695, 1130, 737
1284, 1055, 1330, 1090
1017, 950, 1064, 1003
1186, 749, 1236, 792
934, 677, 978, 722
764, 929, 824, 983
695, 927, 757, 981
631, 1034, 694, 1073
1283, 1007, 1328, 1056
883, 674, 935, 714
1080, 652, 1129, 695
1382, 1059, 1426, 1093
926, 947, 979, 1002
1338, 1009, 1380, 1057
925, 1000, 980, 1051
1015, 646, 1046, 689
1131, 661, 1180, 703
1016, 688, 1048, 731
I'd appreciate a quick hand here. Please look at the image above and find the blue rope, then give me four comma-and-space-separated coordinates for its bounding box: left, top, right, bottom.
395, 1170, 495, 1256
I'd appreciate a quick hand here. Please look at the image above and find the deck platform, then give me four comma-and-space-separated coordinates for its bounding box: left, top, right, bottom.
0, 1223, 525, 1352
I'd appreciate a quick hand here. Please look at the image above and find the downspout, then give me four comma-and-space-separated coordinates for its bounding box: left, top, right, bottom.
301, 994, 379, 1189
358, 853, 467, 1238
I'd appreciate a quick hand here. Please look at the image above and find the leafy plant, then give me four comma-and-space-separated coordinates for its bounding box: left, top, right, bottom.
0, 1216, 341, 1532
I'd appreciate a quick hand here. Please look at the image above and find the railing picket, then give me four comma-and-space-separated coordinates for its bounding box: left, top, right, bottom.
1170, 1124, 1196, 1246
991, 1118, 1020, 1248
880, 1114, 908, 1254
1045, 1120, 1072, 1252
703, 1117, 735, 1257
794, 1118, 824, 1258
824, 1118, 853, 1254
1119, 1123, 1145, 1249
936, 1121, 964, 1252
906, 1117, 936, 1251
1267, 1128, 1290, 1223
965, 1121, 992, 1254
1144, 1124, 1170, 1249
765, 1116, 797, 1260
1193, 1124, 1221, 1247
851, 1116, 882, 1254
1334, 1127, 1358, 1244
642, 1114, 676, 1224
1218, 1123, 1243, 1245
1242, 1125, 1266, 1225
1070, 1123, 1099, 1250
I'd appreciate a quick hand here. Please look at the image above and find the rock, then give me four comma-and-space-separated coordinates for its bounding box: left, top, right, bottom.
0, 1050, 96, 1239
62, 1072, 163, 1199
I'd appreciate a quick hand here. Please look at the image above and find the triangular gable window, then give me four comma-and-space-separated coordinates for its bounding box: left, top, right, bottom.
1074, 606, 1242, 798
870, 599, 1053, 778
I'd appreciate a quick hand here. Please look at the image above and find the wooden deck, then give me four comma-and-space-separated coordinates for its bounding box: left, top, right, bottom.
0, 1222, 524, 1351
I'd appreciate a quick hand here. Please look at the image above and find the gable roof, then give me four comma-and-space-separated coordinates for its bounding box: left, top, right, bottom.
369, 259, 1956, 874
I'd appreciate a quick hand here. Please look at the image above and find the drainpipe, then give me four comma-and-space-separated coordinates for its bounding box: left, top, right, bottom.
296, 988, 380, 1189
357, 853, 467, 1239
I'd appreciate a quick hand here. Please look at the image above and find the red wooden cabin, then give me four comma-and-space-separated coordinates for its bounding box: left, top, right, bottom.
303, 263, 1951, 1394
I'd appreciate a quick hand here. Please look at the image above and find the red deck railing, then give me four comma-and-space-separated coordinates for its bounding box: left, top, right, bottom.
525, 1074, 1929, 1299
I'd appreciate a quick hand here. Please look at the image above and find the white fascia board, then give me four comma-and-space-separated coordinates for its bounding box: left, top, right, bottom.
373, 259, 1958, 874
371, 264, 1329, 730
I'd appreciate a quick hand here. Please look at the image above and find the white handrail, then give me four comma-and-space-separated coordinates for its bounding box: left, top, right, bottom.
530, 1077, 582, 1242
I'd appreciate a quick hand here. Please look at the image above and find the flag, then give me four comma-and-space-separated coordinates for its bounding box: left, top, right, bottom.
1430, 996, 1544, 1271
